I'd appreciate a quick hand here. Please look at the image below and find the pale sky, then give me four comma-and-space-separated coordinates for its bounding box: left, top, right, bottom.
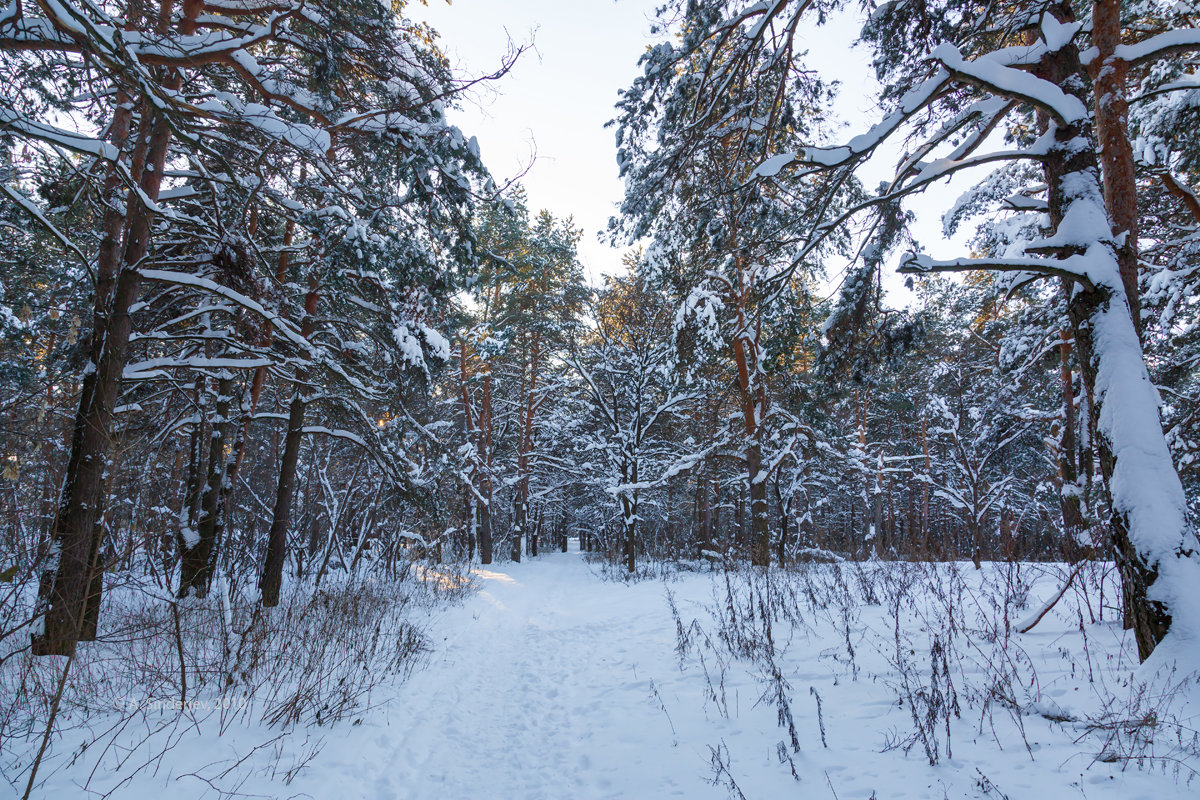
414, 1, 970, 299
417, 0, 661, 286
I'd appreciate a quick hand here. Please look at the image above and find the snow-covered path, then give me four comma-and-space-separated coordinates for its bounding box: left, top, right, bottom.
20, 544, 1190, 799
312, 544, 717, 800
269, 546, 1195, 800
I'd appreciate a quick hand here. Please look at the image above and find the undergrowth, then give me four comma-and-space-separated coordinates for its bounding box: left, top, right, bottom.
0, 558, 475, 798
663, 559, 1199, 794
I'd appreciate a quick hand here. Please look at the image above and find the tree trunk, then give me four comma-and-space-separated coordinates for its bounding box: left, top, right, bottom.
747, 442, 770, 566
775, 477, 790, 566
179, 374, 233, 598
1038, 4, 1198, 661
622, 459, 639, 573
1057, 329, 1087, 557
531, 506, 540, 558
698, 468, 713, 558
871, 479, 885, 559
466, 484, 477, 561
260, 388, 305, 606
211, 385, 254, 579
478, 369, 493, 567
214, 214, 297, 547
178, 378, 208, 566
920, 417, 931, 557
458, 339, 493, 565
32, 109, 175, 656
513, 333, 542, 563
260, 280, 319, 607
1090, 0, 1140, 334
511, 507, 524, 563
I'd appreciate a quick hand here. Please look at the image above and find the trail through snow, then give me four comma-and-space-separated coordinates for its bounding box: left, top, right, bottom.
311, 543, 716, 800
287, 544, 1196, 800
34, 543, 1194, 799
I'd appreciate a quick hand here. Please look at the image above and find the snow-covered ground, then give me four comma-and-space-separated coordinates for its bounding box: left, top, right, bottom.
10, 543, 1198, 799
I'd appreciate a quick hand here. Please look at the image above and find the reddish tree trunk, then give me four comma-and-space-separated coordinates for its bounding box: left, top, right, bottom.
1038, 1, 1173, 660
1090, 0, 1140, 334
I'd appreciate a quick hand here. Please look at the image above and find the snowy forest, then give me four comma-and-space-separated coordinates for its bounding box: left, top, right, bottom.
1, 0, 1199, 797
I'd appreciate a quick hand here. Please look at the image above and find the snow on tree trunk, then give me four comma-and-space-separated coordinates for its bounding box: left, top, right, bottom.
180, 374, 233, 599
747, 441, 770, 567
1031, 13, 1200, 664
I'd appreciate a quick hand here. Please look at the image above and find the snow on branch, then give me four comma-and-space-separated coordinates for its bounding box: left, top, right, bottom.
0, 105, 118, 161
0, 8, 77, 50
898, 252, 1097, 291
0, 183, 91, 269
123, 356, 274, 381
301, 426, 368, 449
1079, 29, 1200, 69
928, 43, 1088, 124
139, 269, 315, 356
763, 68, 952, 173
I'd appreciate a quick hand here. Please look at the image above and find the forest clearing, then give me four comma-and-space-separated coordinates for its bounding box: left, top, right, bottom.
2, 0, 1200, 797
